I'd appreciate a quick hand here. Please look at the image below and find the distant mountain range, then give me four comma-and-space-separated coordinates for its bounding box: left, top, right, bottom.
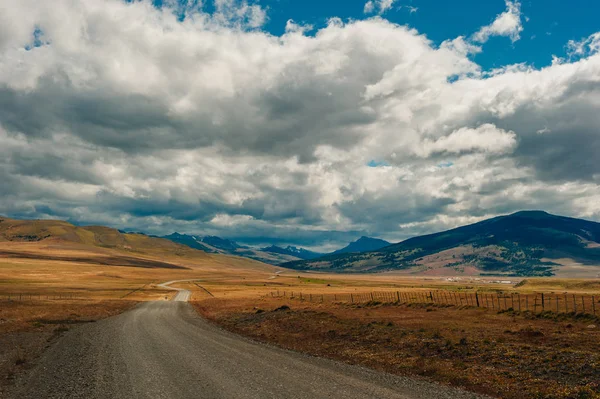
162, 233, 302, 265
161, 232, 389, 265
260, 245, 323, 260
202, 236, 242, 251
332, 236, 390, 255
282, 211, 600, 277
162, 233, 214, 252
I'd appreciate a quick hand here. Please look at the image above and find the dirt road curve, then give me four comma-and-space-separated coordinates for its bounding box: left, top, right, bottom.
157, 280, 193, 301
8, 285, 487, 399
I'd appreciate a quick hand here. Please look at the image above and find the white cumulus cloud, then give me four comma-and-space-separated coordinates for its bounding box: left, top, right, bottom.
567, 32, 600, 58
364, 0, 397, 15
473, 0, 523, 43
0, 0, 600, 247
416, 124, 517, 158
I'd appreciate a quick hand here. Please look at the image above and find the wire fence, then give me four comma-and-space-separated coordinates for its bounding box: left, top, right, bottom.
1, 293, 80, 301
269, 290, 600, 316
1, 284, 163, 302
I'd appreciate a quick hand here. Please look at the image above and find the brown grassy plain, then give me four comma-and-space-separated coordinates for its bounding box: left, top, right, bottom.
0, 239, 277, 393
196, 295, 600, 399
3, 236, 600, 398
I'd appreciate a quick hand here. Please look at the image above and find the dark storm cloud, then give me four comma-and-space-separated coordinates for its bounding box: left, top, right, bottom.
336, 192, 456, 232
511, 103, 600, 183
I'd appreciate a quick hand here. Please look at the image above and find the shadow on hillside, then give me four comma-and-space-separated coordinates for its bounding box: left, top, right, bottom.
0, 250, 189, 270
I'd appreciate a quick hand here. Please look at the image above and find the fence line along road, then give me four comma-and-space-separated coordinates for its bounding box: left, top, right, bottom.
269, 289, 599, 316
2, 293, 80, 301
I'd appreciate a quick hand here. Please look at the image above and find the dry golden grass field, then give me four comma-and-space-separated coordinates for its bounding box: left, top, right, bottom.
2, 233, 600, 398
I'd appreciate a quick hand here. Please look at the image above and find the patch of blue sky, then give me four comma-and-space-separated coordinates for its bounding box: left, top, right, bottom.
368, 160, 391, 168
437, 161, 454, 168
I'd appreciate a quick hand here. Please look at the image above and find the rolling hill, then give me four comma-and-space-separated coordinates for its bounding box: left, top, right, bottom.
0, 216, 281, 277
282, 211, 600, 277
0, 216, 211, 269
0, 216, 185, 251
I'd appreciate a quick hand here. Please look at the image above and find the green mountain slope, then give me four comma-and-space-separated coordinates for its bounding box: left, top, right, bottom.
332, 236, 390, 255
282, 211, 600, 276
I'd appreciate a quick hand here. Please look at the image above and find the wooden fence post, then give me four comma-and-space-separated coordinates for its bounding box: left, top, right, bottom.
592, 296, 596, 316
582, 296, 586, 314
573, 295, 577, 313
541, 293, 545, 311
475, 292, 480, 307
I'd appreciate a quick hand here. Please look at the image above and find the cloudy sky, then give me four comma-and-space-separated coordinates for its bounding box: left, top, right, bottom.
1, 0, 600, 251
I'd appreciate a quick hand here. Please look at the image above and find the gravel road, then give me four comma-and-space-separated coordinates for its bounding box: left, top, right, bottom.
8, 283, 488, 399
157, 280, 193, 301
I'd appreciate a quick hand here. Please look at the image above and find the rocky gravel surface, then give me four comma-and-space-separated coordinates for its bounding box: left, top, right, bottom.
7, 299, 489, 399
